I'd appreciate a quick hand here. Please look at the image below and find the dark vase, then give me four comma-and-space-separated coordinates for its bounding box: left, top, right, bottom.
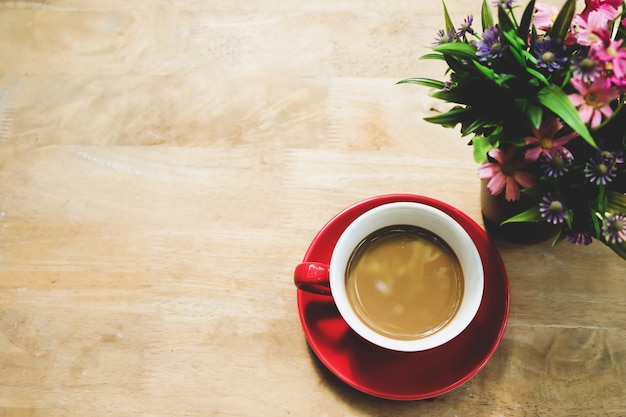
480, 180, 560, 244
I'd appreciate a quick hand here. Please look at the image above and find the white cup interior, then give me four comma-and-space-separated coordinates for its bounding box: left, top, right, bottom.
329, 202, 484, 352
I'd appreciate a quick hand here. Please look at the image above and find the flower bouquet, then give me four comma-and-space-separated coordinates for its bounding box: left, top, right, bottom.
400, 0, 626, 259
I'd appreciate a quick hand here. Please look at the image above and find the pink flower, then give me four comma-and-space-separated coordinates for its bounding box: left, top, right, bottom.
580, 0, 622, 19
568, 76, 620, 127
524, 117, 578, 162
572, 8, 617, 47
533, 3, 559, 31
479, 147, 535, 202
593, 38, 626, 84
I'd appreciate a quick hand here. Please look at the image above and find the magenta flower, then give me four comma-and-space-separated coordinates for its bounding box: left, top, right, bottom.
568, 76, 620, 127
593, 38, 626, 85
479, 147, 535, 202
580, 0, 622, 19
572, 8, 616, 48
524, 117, 578, 162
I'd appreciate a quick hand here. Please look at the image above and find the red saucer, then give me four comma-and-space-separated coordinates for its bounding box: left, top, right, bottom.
296, 194, 510, 400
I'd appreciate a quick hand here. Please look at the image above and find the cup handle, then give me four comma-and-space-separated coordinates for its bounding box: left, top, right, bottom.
294, 262, 332, 295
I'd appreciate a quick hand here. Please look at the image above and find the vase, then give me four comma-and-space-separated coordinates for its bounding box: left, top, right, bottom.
480, 180, 559, 244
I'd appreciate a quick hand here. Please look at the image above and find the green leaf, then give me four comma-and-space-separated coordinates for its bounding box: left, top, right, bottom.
430, 90, 470, 105
481, 0, 494, 31
471, 135, 497, 163
443, 54, 468, 74
501, 206, 543, 224
527, 103, 543, 129
551, 228, 568, 247
521, 48, 538, 66
472, 60, 499, 82
442, 1, 456, 35
537, 84, 598, 149
461, 118, 488, 136
472, 60, 517, 87
598, 184, 607, 213
433, 42, 478, 61
514, 98, 543, 129
419, 53, 446, 61
497, 5, 515, 34
607, 190, 626, 213
549, 0, 576, 42
517, 0, 536, 45
502, 30, 527, 67
500, 206, 543, 225
423, 106, 470, 127
397, 77, 446, 89
591, 211, 601, 237
525, 67, 549, 86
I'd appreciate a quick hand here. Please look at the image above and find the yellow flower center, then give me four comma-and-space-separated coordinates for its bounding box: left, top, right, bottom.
595, 163, 609, 176
542, 51, 555, 64
607, 46, 617, 57
549, 201, 563, 213
540, 138, 553, 150
579, 57, 595, 72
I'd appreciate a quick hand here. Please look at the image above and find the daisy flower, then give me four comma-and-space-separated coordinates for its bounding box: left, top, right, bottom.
568, 76, 620, 128
539, 149, 573, 178
565, 228, 594, 245
476, 25, 506, 63
524, 117, 577, 162
457, 15, 475, 38
584, 150, 621, 185
539, 193, 571, 224
573, 7, 619, 47
571, 53, 602, 83
434, 28, 456, 45
593, 38, 626, 85
478, 147, 535, 201
534, 37, 568, 72
602, 212, 626, 244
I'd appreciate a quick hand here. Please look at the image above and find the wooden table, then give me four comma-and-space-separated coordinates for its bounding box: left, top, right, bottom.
1, 0, 624, 415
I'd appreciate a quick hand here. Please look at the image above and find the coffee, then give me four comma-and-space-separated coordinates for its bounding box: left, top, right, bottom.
345, 225, 464, 341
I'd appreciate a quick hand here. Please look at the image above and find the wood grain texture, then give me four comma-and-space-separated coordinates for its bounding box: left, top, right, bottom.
1, 0, 625, 415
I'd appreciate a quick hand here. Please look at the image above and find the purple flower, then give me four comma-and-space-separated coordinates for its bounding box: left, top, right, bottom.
539, 193, 571, 224
565, 229, 593, 245
610, 149, 625, 164
584, 150, 622, 185
534, 37, 568, 72
457, 15, 475, 38
493, 0, 515, 7
539, 149, 573, 178
476, 25, 506, 63
602, 213, 626, 244
434, 28, 456, 45
572, 54, 602, 83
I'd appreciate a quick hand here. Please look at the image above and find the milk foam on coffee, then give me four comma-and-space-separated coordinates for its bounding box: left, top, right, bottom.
345, 225, 464, 341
